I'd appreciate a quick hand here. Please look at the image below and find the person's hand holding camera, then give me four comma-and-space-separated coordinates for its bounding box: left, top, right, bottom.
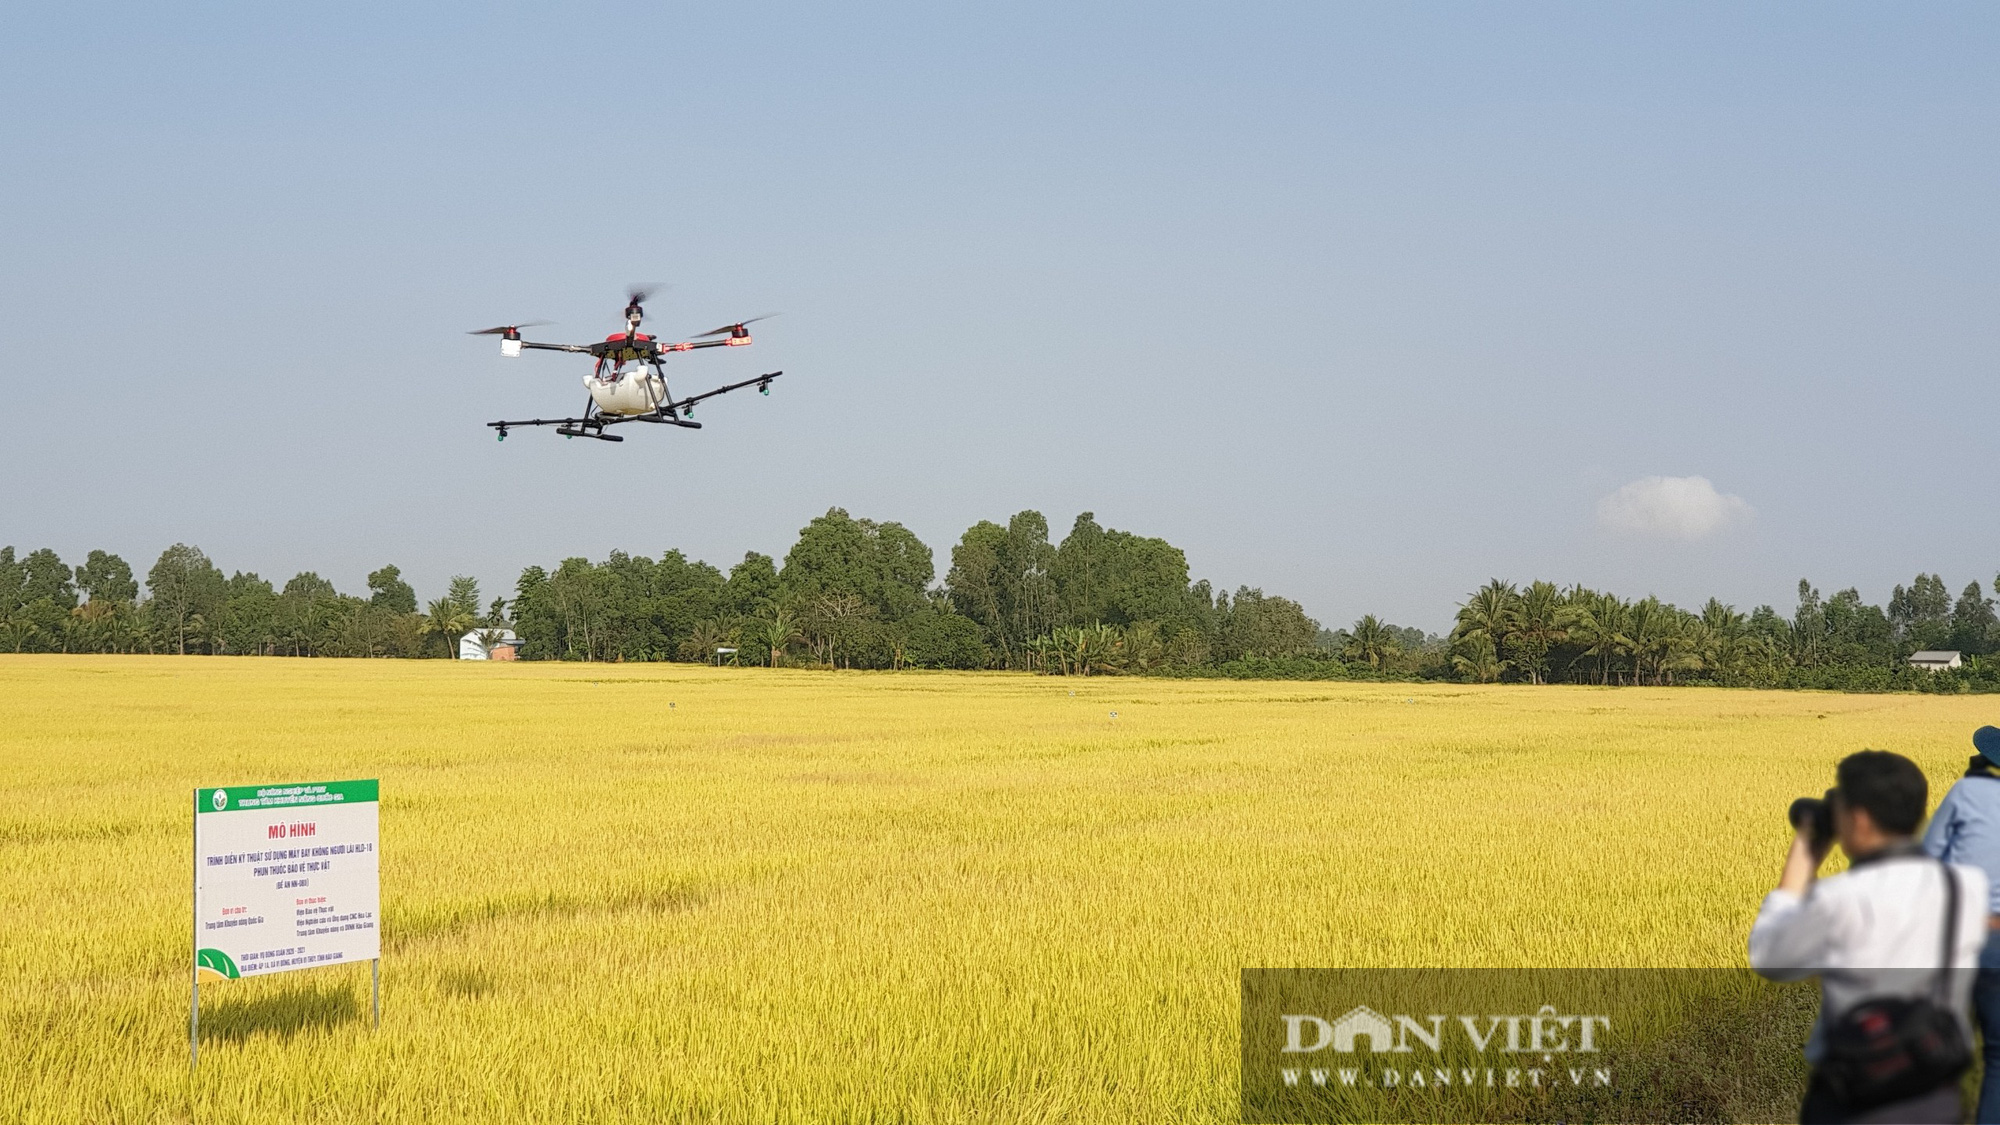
1779, 789, 1839, 894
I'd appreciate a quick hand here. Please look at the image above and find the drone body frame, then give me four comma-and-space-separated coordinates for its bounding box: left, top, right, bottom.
475, 291, 781, 443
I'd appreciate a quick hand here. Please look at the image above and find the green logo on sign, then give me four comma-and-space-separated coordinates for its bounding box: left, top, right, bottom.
196, 948, 240, 981
212, 789, 227, 811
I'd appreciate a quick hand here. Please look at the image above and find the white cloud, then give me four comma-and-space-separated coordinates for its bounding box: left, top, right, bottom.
1596, 476, 1754, 540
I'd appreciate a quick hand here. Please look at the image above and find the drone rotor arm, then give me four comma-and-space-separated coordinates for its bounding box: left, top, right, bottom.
650, 336, 740, 354
662, 371, 784, 414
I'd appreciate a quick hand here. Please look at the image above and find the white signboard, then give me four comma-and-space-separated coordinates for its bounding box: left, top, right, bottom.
194, 779, 379, 981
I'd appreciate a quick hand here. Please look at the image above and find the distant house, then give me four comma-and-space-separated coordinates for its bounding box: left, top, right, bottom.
1909, 650, 1963, 672
459, 629, 521, 661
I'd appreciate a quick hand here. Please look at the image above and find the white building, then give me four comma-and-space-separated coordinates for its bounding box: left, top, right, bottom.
459, 629, 521, 661
1909, 650, 1963, 672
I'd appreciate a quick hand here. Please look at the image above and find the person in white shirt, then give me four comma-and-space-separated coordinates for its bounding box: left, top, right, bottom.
1751, 749, 1990, 1125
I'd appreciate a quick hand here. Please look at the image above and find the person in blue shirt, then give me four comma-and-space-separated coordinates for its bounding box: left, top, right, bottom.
1923, 725, 2000, 1124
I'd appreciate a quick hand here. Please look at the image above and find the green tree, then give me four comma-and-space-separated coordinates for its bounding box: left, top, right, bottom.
1453, 580, 1519, 676
1566, 590, 1630, 685
1451, 634, 1505, 683
4, 548, 79, 651
725, 552, 780, 619
542, 558, 610, 660
945, 511, 1061, 668
1950, 581, 1997, 657
1506, 580, 1570, 685
759, 608, 801, 667
423, 596, 476, 658
279, 572, 341, 656
1213, 587, 1320, 660
1344, 614, 1400, 667
801, 592, 873, 667
781, 508, 935, 624
445, 576, 482, 619
902, 610, 989, 669
367, 565, 418, 615
220, 572, 279, 655
1889, 573, 1953, 652
680, 617, 744, 663
946, 520, 1010, 661
147, 544, 226, 655
1622, 597, 1665, 685
1052, 512, 1197, 633
0, 548, 22, 615
75, 550, 138, 605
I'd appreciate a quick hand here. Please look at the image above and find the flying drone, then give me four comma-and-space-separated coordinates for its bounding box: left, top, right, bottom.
475, 287, 782, 442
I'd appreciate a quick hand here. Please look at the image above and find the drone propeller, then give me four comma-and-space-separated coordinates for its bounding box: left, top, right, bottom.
693, 313, 780, 338
469, 320, 552, 336
626, 284, 667, 308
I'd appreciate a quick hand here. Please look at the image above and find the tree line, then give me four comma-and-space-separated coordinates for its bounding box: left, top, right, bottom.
0, 509, 1328, 671
506, 508, 1325, 671
1426, 575, 2000, 692
6, 512, 1997, 691
0, 543, 496, 659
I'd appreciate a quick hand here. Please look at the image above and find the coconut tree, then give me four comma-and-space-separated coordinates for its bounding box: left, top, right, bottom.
0, 616, 37, 653
422, 596, 476, 659
1345, 615, 1400, 668
1566, 591, 1630, 685
1624, 597, 1673, 685
681, 617, 744, 663
1505, 581, 1571, 685
1451, 634, 1506, 683
1453, 580, 1519, 674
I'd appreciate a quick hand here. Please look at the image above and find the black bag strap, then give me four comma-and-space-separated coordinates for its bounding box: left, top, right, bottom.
1934, 859, 1961, 1005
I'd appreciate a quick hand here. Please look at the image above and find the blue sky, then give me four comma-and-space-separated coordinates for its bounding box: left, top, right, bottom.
2, 3, 1995, 631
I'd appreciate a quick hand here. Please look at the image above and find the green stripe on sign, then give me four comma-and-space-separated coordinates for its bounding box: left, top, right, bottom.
197, 779, 378, 813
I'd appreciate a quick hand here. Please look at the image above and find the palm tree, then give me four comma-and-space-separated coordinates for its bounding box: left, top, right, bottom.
1567, 591, 1630, 685
1454, 580, 1519, 675
759, 609, 800, 667
1696, 598, 1747, 682
681, 617, 743, 663
1117, 622, 1164, 674
1506, 581, 1570, 685
1667, 616, 1714, 685
1451, 634, 1506, 683
1624, 597, 1673, 685
1344, 615, 1400, 668
0, 616, 37, 653
422, 596, 475, 659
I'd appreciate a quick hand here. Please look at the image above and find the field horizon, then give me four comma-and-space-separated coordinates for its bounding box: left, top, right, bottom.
6, 655, 1993, 1122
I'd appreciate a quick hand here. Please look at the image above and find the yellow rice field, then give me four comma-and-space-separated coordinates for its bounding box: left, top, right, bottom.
2, 655, 1993, 1123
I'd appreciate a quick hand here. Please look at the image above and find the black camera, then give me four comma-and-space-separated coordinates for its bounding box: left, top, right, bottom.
1789, 788, 1838, 846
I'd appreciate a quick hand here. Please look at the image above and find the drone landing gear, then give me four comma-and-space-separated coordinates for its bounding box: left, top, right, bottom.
485, 372, 781, 444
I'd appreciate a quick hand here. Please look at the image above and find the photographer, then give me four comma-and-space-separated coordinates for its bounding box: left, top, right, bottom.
1924, 726, 2000, 1124
1750, 749, 1989, 1125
